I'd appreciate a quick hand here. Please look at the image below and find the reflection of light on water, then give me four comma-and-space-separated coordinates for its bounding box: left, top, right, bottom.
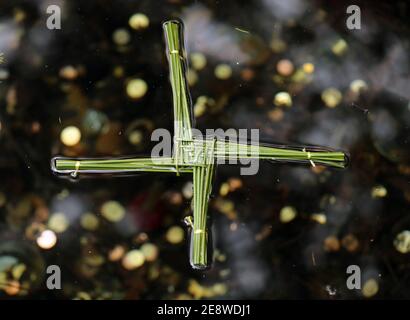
274, 92, 292, 107
321, 88, 342, 108
261, 0, 309, 20
311, 213, 326, 225
214, 64, 232, 80
394, 230, 410, 254
60, 126, 81, 147
325, 284, 337, 296
113, 28, 130, 46
108, 245, 125, 262
361, 267, 380, 298
279, 206, 297, 223
80, 212, 99, 231
190, 52, 207, 71
370, 103, 410, 163
48, 212, 69, 233
122, 249, 145, 270
371, 185, 387, 198
276, 59, 294, 76
126, 78, 148, 99
166, 226, 184, 244
101, 200, 125, 222
0, 20, 21, 60
36, 230, 57, 249
140, 243, 158, 262
362, 279, 379, 298
128, 13, 149, 30
50, 192, 86, 232
182, 5, 254, 64
233, 258, 268, 297
299, 110, 361, 149
369, 43, 410, 100
219, 220, 269, 297
371, 110, 397, 143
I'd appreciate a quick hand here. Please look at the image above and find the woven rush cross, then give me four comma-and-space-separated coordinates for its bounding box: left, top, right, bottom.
51, 20, 348, 270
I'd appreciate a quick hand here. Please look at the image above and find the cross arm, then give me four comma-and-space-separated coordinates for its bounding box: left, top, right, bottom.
213, 140, 348, 169
189, 163, 215, 270
163, 20, 193, 142
51, 156, 192, 177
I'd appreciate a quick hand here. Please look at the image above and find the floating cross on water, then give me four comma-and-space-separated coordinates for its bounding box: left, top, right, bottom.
51, 20, 348, 270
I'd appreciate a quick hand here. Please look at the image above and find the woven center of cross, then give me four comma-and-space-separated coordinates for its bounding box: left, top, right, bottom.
51, 20, 347, 270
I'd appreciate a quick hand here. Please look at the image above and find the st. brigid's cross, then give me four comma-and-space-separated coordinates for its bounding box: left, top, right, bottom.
51, 20, 347, 270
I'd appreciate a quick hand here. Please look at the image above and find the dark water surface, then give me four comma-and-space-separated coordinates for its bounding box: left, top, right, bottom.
0, 0, 409, 299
